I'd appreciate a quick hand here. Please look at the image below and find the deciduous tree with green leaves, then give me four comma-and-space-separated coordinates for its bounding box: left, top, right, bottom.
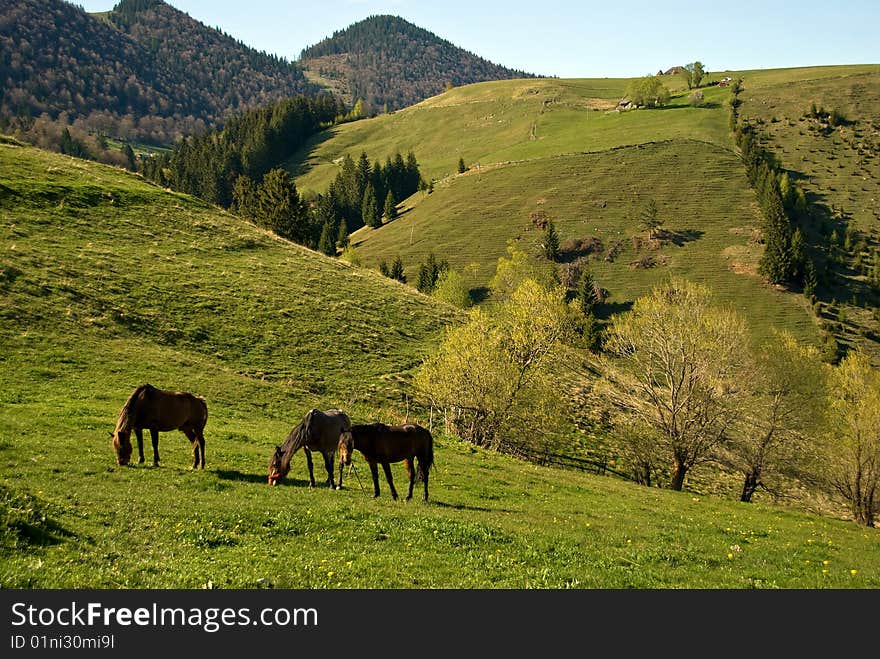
625, 76, 671, 108
600, 278, 750, 490
414, 279, 572, 450
814, 352, 880, 526
683, 61, 706, 89
722, 332, 825, 502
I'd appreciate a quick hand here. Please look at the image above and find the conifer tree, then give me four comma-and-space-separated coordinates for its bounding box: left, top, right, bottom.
362, 183, 381, 228
543, 221, 560, 260
458, 157, 467, 174
122, 143, 137, 171
336, 219, 349, 249
578, 269, 599, 316
803, 259, 818, 299
318, 221, 337, 256
232, 174, 257, 219
257, 168, 308, 243
383, 190, 397, 220
416, 252, 448, 293
758, 187, 795, 285
390, 255, 406, 282
640, 198, 662, 237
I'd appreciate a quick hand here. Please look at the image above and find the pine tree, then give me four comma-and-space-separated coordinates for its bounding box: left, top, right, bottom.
458, 157, 467, 174
122, 143, 137, 171
336, 219, 349, 249
578, 269, 599, 316
416, 252, 448, 293
317, 221, 337, 256
803, 259, 818, 299
362, 183, 381, 228
758, 187, 795, 285
543, 221, 560, 260
383, 190, 397, 220
640, 198, 662, 237
257, 168, 308, 243
379, 260, 390, 277
390, 255, 406, 282
232, 174, 257, 219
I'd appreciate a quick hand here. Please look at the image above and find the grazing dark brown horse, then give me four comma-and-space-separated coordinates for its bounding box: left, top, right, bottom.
111, 383, 208, 469
338, 422, 434, 501
268, 408, 351, 487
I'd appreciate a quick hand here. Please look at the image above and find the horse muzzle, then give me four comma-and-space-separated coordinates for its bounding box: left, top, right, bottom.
268, 473, 281, 486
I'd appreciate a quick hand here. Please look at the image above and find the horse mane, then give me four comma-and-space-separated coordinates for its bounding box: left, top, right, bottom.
276, 409, 317, 471
115, 383, 155, 433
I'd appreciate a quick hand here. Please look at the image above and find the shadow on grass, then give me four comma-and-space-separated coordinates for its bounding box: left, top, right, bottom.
595, 300, 633, 320
469, 286, 491, 304
431, 500, 515, 513
1, 486, 75, 550
660, 228, 704, 246
215, 469, 312, 488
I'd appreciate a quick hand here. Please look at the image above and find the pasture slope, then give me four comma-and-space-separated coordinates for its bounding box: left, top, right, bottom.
293, 65, 880, 356
2, 140, 880, 588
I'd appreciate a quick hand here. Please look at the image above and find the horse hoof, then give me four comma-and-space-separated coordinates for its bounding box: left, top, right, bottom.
335, 485, 341, 491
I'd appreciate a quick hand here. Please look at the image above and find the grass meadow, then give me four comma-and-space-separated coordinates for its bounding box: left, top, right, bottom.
2, 139, 879, 589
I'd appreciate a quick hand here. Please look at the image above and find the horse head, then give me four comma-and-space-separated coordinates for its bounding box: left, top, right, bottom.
111, 430, 132, 466
267, 445, 288, 486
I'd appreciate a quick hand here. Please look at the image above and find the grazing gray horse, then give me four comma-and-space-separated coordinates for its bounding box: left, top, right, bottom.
267, 408, 351, 487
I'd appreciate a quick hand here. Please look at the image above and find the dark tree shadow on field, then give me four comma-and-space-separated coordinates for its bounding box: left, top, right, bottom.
432, 500, 514, 513
286, 129, 338, 178
595, 300, 633, 320
215, 469, 311, 487
469, 286, 491, 304
658, 228, 704, 246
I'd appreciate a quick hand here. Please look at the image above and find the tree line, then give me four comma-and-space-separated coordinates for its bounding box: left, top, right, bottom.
412, 250, 880, 527
142, 95, 341, 207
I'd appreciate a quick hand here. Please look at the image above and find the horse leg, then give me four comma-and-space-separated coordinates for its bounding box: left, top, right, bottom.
150, 428, 160, 467
322, 451, 335, 489
404, 458, 415, 501
198, 432, 205, 469
135, 428, 145, 464
368, 460, 381, 498
420, 457, 430, 502
381, 462, 398, 500
305, 448, 316, 488
184, 428, 200, 470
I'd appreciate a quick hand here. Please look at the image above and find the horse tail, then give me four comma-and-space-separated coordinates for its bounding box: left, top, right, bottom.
421, 427, 434, 476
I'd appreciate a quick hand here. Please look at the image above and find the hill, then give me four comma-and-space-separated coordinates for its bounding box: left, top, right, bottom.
734, 66, 880, 360
299, 15, 536, 112
0, 0, 319, 149
291, 66, 880, 361
2, 140, 880, 589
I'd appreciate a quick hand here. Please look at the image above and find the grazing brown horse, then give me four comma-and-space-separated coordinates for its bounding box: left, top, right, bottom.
111, 384, 208, 469
268, 409, 351, 487
338, 423, 434, 501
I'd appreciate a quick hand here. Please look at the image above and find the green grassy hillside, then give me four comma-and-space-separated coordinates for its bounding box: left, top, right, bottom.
292, 65, 880, 355
2, 140, 879, 589
293, 75, 728, 192
349, 140, 819, 347
735, 65, 880, 360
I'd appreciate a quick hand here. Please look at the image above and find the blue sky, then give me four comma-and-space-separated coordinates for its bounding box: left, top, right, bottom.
75, 0, 879, 78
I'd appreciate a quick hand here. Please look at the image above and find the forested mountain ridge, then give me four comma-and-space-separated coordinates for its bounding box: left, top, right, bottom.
299, 15, 538, 112
0, 0, 318, 148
